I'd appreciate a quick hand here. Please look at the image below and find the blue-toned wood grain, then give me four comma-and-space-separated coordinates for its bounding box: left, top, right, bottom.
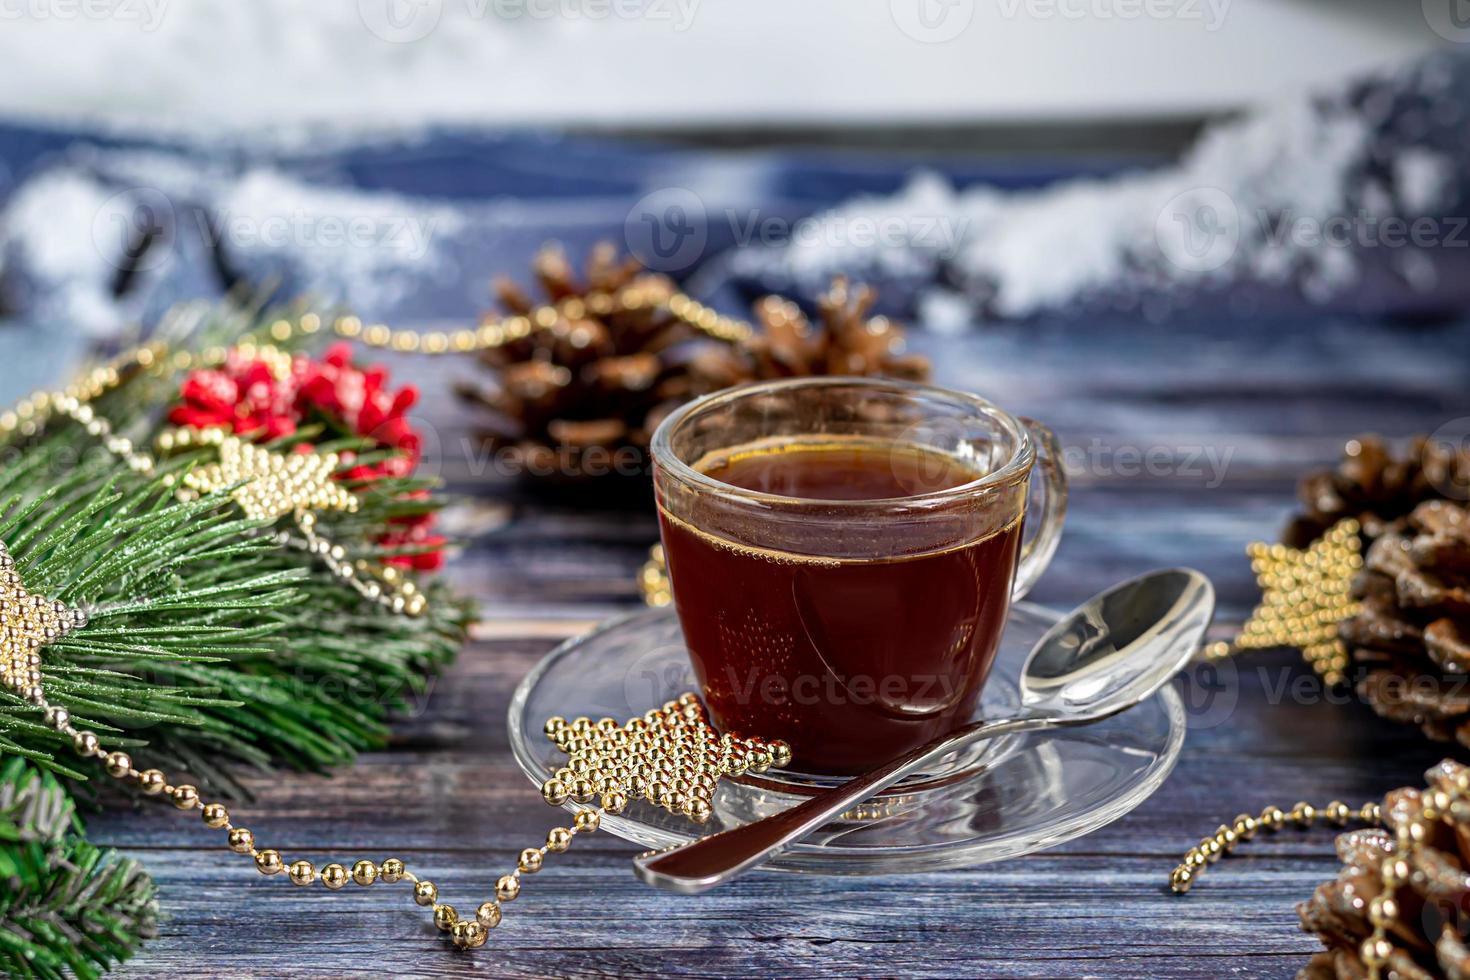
92, 312, 1470, 979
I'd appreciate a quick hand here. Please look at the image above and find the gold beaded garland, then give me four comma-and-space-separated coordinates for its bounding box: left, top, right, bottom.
1170, 793, 1420, 978
639, 545, 673, 607
541, 778, 569, 806
289, 861, 316, 887
433, 904, 458, 931
352, 860, 377, 886
1171, 797, 1383, 893
321, 864, 349, 890
0, 289, 749, 446
72, 730, 100, 756
413, 880, 438, 907
450, 919, 487, 950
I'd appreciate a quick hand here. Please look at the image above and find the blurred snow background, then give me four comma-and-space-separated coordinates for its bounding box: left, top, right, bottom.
0, 0, 1446, 130
0, 0, 1464, 398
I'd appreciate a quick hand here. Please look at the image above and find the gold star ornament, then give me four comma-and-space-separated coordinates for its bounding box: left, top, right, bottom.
1207, 518, 1363, 685
168, 427, 358, 522
539, 693, 792, 825
0, 540, 85, 701
638, 544, 672, 608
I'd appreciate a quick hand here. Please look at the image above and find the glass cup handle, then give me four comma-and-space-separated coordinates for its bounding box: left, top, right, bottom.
1012, 417, 1068, 601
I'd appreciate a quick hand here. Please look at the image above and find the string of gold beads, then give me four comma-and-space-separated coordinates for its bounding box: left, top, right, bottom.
1169, 772, 1470, 980
16, 667, 763, 951
9, 637, 620, 950
0, 342, 166, 442
1170, 798, 1379, 894
49, 393, 159, 477
0, 282, 750, 447
282, 513, 429, 617
313, 284, 752, 353
244, 285, 751, 357
20, 678, 509, 948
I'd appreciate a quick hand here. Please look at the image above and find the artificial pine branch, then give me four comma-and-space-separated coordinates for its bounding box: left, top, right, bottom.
0, 306, 473, 972
0, 758, 159, 979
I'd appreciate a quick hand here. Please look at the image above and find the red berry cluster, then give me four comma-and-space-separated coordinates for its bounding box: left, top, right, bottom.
170, 343, 445, 570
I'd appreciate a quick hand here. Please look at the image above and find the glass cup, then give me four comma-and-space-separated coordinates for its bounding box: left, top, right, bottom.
651, 377, 1067, 776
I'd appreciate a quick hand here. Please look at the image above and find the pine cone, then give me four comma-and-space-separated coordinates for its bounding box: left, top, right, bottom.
458, 244, 930, 484
455, 242, 695, 483
1341, 500, 1470, 744
1283, 435, 1470, 549
1298, 760, 1470, 979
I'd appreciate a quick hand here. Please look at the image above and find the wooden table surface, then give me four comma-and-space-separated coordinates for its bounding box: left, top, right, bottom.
95, 312, 1468, 979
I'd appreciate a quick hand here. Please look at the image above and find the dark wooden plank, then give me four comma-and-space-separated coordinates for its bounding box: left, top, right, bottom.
91, 635, 1450, 979
109, 849, 1327, 979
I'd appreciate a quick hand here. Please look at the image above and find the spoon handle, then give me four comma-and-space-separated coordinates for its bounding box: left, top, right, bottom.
632, 715, 1055, 894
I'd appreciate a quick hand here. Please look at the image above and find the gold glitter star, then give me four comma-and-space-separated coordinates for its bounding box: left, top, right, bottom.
0, 540, 85, 700
539, 693, 791, 824
1208, 518, 1363, 685
177, 432, 359, 523
638, 545, 672, 608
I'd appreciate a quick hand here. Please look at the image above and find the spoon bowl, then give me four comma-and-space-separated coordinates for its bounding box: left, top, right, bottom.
633, 567, 1215, 894
1020, 568, 1214, 720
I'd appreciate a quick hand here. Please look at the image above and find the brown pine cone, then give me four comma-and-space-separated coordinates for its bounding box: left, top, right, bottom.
741, 280, 931, 382
1283, 435, 1470, 549
458, 244, 930, 484
455, 242, 696, 482
1342, 500, 1470, 744
1297, 761, 1470, 980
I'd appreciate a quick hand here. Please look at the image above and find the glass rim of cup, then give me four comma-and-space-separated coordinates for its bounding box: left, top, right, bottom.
650, 376, 1037, 510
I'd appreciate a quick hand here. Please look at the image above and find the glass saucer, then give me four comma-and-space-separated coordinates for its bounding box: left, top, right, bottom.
507, 603, 1186, 874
